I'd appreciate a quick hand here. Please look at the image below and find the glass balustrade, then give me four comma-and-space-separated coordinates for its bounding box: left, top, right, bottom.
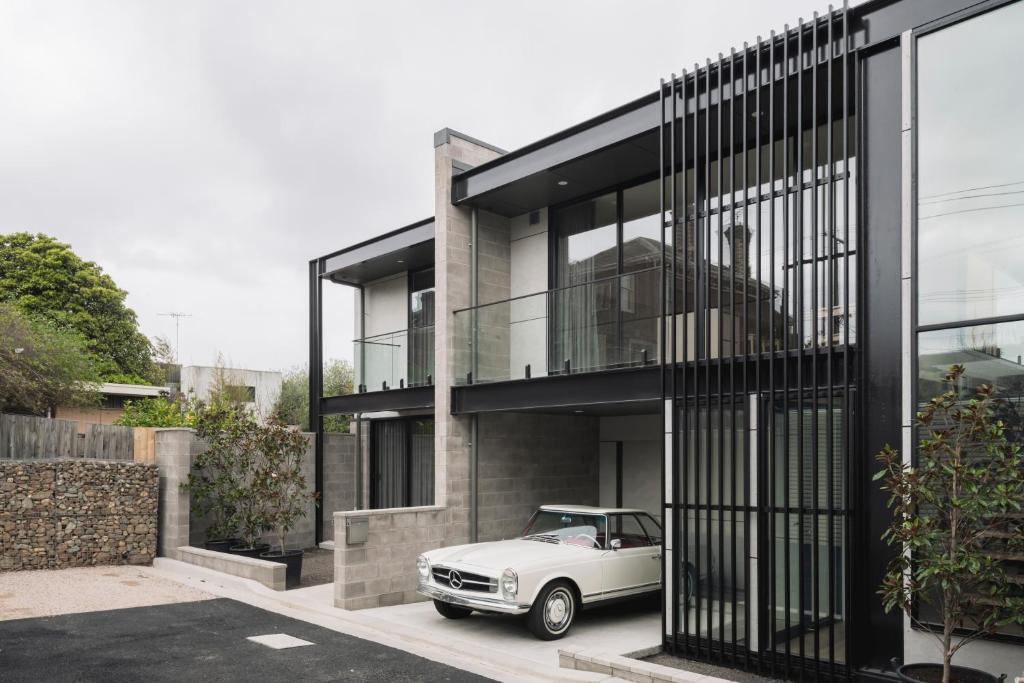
352, 326, 434, 392
453, 270, 662, 385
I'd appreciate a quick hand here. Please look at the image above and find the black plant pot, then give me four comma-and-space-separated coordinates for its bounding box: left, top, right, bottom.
260, 549, 304, 589
228, 543, 270, 559
204, 538, 240, 553
893, 658, 1007, 683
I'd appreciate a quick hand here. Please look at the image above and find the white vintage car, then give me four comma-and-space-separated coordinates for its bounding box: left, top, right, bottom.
416, 505, 664, 639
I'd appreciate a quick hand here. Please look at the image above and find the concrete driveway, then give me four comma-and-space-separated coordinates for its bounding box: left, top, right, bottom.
0, 598, 490, 682
362, 593, 661, 671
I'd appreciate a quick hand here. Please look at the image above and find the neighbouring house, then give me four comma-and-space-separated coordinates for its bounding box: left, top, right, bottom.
178, 365, 282, 420
55, 382, 169, 433
307, 0, 1024, 680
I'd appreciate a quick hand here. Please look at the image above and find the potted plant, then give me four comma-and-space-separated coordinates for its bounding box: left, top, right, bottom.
876, 365, 1023, 683
186, 404, 240, 552
225, 413, 270, 559
257, 418, 316, 589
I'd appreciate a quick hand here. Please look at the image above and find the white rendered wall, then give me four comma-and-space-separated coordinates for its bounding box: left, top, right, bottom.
355, 272, 408, 388
598, 414, 661, 520
509, 209, 548, 379
179, 365, 282, 420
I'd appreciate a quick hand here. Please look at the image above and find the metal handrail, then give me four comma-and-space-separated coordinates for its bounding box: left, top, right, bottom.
451, 266, 662, 315
353, 324, 434, 344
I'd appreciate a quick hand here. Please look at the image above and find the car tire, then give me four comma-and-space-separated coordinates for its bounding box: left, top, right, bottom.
527, 580, 577, 640
433, 599, 472, 619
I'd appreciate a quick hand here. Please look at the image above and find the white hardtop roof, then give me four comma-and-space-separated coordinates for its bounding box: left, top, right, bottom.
539, 505, 650, 515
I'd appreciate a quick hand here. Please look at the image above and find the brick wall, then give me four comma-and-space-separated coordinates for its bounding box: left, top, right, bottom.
477, 413, 600, 541
333, 506, 446, 610
0, 459, 158, 571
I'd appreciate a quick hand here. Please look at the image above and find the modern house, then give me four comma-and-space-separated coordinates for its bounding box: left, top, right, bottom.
308, 0, 1024, 679
178, 365, 282, 420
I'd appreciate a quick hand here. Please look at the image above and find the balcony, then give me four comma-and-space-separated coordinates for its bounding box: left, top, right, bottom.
453, 270, 661, 386
354, 326, 434, 392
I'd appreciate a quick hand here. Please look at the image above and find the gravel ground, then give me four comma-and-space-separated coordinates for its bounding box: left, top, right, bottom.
0, 565, 213, 621
642, 652, 786, 683
298, 547, 333, 587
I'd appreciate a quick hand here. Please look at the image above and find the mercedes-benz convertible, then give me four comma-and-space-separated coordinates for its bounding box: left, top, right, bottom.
416, 505, 668, 639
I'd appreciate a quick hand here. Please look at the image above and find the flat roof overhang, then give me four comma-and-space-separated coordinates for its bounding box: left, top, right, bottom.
321, 386, 434, 415
452, 95, 661, 218
320, 217, 434, 286
450, 365, 661, 416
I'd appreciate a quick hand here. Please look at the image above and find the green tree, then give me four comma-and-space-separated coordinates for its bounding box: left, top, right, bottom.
876, 365, 1024, 683
0, 232, 153, 380
0, 302, 102, 414
273, 359, 352, 432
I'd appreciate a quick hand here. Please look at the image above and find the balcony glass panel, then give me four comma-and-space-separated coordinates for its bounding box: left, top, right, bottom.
453, 271, 660, 385
353, 326, 434, 392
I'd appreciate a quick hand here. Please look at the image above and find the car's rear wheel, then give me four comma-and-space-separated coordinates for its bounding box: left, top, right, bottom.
433, 599, 472, 619
527, 580, 576, 640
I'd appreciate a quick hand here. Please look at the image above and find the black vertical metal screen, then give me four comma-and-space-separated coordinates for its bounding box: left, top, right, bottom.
661, 6, 857, 681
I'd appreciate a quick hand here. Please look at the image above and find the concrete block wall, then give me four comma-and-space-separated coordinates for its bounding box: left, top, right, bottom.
476, 412, 600, 541
155, 428, 193, 560
434, 130, 504, 548
475, 210, 512, 383
155, 429, 320, 556
322, 432, 356, 540
333, 506, 446, 610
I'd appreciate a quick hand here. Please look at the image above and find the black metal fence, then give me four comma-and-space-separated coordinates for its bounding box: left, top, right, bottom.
660, 5, 857, 680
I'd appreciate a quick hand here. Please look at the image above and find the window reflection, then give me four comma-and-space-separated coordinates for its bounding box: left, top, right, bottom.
917, 1, 1024, 325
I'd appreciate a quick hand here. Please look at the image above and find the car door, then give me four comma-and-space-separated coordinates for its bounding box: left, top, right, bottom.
601, 513, 660, 597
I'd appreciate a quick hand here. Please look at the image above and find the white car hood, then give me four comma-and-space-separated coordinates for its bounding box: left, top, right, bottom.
431, 539, 597, 573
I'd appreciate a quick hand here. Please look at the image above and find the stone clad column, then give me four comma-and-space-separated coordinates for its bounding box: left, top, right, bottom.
432, 129, 503, 546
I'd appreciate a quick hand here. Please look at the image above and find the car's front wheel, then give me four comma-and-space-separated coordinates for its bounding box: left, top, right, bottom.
527, 580, 576, 640
433, 599, 472, 619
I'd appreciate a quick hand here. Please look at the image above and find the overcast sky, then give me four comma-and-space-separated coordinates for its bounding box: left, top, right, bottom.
0, 0, 842, 373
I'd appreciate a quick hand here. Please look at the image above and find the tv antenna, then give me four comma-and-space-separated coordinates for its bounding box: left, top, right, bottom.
158, 312, 192, 363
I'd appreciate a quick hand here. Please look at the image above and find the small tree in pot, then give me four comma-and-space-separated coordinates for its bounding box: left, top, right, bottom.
876, 365, 1024, 683
256, 418, 316, 589
185, 404, 242, 551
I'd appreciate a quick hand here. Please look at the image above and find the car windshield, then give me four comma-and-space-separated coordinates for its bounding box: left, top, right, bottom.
520, 510, 606, 549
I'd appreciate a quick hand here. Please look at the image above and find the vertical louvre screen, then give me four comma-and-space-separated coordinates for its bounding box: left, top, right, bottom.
663, 5, 856, 681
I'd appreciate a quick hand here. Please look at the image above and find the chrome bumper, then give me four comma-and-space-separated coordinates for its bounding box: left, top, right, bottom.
417, 582, 530, 615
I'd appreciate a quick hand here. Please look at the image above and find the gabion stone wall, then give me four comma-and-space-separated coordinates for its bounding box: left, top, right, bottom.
0, 460, 158, 571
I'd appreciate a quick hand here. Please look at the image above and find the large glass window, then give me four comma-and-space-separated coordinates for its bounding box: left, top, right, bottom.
552, 185, 661, 372
917, 1, 1024, 325
915, 1, 1024, 639
408, 267, 434, 386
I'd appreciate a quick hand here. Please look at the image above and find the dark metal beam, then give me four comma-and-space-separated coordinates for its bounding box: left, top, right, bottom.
320, 386, 434, 415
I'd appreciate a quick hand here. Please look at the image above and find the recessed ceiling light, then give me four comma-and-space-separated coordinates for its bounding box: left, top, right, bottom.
574, 409, 584, 414
397, 259, 404, 263
557, 180, 568, 186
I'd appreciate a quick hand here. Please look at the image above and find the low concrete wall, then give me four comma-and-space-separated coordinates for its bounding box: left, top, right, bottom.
178, 545, 285, 591
0, 459, 157, 571
334, 506, 446, 610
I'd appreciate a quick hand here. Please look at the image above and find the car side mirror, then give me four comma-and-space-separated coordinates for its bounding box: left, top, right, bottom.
610, 539, 622, 551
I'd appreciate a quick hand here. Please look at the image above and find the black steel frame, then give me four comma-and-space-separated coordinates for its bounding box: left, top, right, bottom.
660, 6, 858, 681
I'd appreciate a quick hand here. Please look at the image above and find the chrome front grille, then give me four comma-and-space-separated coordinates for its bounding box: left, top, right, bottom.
431, 565, 498, 593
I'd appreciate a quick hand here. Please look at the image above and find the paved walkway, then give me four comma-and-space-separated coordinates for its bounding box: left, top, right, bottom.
0, 565, 212, 621
0, 598, 490, 682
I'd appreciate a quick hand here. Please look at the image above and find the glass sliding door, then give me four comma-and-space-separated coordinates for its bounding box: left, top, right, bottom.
370, 417, 435, 509
767, 394, 847, 665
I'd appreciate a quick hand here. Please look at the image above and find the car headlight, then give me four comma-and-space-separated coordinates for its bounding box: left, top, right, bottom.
500, 568, 518, 600
416, 555, 430, 582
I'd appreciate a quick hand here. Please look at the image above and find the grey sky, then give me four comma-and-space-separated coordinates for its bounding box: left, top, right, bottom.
0, 0, 840, 373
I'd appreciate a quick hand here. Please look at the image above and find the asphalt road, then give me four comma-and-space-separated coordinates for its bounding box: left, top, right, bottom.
0, 597, 492, 682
